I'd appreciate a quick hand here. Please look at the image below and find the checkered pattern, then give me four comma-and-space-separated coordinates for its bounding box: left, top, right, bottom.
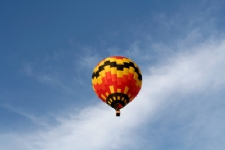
92, 56, 142, 109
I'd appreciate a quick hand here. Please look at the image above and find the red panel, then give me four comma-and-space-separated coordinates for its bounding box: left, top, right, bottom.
106, 72, 111, 80
110, 56, 125, 59
128, 73, 134, 81
122, 74, 128, 83
117, 77, 123, 85
111, 74, 117, 82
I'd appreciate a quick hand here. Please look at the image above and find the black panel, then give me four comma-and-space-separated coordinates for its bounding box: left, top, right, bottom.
92, 60, 142, 80
106, 93, 130, 110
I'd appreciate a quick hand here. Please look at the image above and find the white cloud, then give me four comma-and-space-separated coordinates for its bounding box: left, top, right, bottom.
2, 36, 225, 150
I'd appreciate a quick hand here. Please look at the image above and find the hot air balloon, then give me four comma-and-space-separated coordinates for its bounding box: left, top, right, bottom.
92, 56, 142, 117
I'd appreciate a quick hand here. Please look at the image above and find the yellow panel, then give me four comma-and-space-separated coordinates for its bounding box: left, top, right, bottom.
93, 77, 97, 84
110, 58, 117, 62
129, 67, 135, 74
97, 77, 102, 84
117, 89, 121, 93
117, 70, 123, 77
110, 67, 117, 74
105, 57, 112, 61
124, 86, 129, 94
93, 77, 98, 84
110, 85, 114, 93
116, 59, 124, 64
91, 78, 94, 84
108, 102, 111, 105
123, 68, 129, 75
99, 70, 106, 78
92, 78, 95, 84
105, 65, 110, 72
117, 96, 120, 100
101, 94, 106, 100
133, 72, 138, 80
93, 67, 98, 72
136, 80, 142, 87
110, 98, 113, 102
121, 97, 124, 100
113, 97, 116, 100
123, 58, 130, 63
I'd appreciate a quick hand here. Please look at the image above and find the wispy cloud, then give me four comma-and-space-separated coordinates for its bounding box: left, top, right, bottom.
20, 49, 79, 94
77, 47, 101, 70
1, 34, 225, 150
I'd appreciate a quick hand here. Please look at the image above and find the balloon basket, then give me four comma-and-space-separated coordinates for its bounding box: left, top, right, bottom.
116, 110, 120, 117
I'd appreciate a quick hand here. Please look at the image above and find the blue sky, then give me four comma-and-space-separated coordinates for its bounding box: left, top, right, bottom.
1, 0, 225, 149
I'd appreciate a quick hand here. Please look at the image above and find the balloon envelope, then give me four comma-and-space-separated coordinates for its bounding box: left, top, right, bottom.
92, 56, 142, 116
